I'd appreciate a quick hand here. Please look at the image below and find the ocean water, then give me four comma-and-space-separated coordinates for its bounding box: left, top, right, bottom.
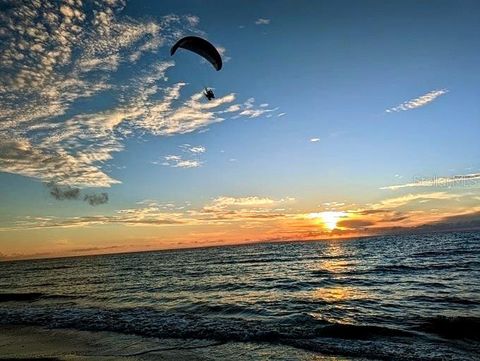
1, 231, 479, 360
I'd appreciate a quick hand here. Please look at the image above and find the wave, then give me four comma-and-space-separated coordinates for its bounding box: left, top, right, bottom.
315, 323, 411, 339
0, 293, 44, 302
22, 264, 73, 272
310, 260, 479, 279
411, 248, 480, 258
310, 269, 335, 277
205, 256, 305, 266
3, 305, 476, 344
174, 302, 273, 317
414, 316, 480, 341
371, 262, 478, 273
1, 306, 472, 360
406, 295, 480, 306
0, 293, 83, 303
41, 294, 86, 300
0, 306, 410, 342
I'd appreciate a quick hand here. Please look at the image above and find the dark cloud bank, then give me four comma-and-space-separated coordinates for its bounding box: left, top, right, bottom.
46, 183, 108, 206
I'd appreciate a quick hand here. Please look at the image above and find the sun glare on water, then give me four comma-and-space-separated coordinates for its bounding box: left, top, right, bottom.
308, 211, 346, 231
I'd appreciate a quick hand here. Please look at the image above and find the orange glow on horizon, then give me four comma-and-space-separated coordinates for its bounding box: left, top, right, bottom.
308, 211, 347, 231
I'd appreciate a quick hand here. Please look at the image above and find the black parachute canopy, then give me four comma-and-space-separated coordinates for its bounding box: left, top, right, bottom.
170, 36, 222, 71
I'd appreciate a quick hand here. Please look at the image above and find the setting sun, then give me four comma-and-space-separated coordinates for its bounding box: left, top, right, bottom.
308, 211, 346, 231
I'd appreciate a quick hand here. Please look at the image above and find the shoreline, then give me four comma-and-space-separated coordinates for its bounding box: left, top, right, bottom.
0, 325, 345, 361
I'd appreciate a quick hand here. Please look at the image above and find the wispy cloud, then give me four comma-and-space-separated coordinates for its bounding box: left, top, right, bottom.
162, 156, 202, 169
255, 18, 271, 25
372, 192, 459, 209
386, 89, 448, 113
3, 195, 296, 230
0, 0, 194, 187
380, 173, 480, 190
181, 144, 206, 154
215, 46, 231, 62
322, 201, 345, 209
157, 144, 207, 168
310, 138, 320, 142
232, 98, 279, 119
0, 1, 280, 188
207, 196, 287, 209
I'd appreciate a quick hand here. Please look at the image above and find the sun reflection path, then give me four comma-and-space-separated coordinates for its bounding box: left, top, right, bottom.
307, 241, 367, 325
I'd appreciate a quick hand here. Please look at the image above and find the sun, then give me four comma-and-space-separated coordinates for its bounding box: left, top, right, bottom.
308, 211, 346, 231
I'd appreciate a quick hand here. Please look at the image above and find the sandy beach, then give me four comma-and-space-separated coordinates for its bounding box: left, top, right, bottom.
0, 325, 342, 361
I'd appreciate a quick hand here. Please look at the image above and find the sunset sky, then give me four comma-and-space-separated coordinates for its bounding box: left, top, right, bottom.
1, 0, 479, 260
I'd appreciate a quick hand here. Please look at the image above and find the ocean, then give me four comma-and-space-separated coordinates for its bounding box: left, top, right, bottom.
1, 231, 479, 360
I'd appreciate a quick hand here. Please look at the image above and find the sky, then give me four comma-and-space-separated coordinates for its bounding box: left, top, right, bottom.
0, 0, 479, 260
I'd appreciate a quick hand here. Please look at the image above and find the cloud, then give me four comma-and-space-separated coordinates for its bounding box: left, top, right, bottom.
129, 85, 277, 135
215, 46, 231, 62
172, 159, 202, 168
189, 146, 206, 154
310, 138, 320, 142
45, 183, 108, 206
161, 155, 202, 168
2, 194, 296, 230
9, 214, 184, 230
1, 201, 193, 230
202, 196, 295, 215
232, 98, 279, 119
333, 190, 480, 233
0, 0, 193, 186
159, 144, 207, 168
47, 184, 80, 200
192, 195, 294, 224
3, 191, 480, 252
0, 2, 281, 188
0, 0, 174, 119
181, 144, 206, 154
381, 173, 480, 190
386, 89, 448, 112
255, 18, 271, 25
209, 196, 277, 209
84, 192, 109, 206
337, 219, 374, 229
372, 192, 458, 209
322, 201, 345, 207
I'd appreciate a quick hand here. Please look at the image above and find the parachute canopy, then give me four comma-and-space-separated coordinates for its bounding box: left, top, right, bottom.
170, 36, 222, 71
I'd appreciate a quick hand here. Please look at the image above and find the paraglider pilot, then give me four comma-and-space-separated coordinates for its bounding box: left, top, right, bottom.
170, 36, 222, 102
204, 88, 215, 101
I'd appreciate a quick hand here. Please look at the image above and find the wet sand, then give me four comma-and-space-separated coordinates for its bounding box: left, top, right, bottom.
0, 325, 346, 360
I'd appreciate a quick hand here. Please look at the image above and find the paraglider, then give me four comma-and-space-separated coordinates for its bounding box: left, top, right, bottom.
203, 87, 215, 101
170, 36, 222, 100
